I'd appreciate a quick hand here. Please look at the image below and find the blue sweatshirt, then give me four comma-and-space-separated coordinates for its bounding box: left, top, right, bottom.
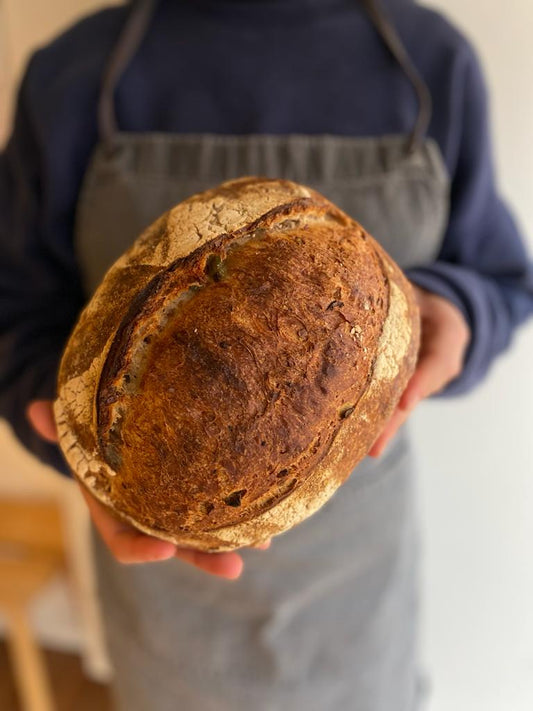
1, 0, 532, 477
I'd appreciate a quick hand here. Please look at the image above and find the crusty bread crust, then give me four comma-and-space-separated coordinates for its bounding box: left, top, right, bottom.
54, 177, 419, 551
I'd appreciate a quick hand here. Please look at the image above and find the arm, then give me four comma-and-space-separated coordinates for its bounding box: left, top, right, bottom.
406, 44, 533, 396
0, 57, 85, 476
370, 44, 533, 457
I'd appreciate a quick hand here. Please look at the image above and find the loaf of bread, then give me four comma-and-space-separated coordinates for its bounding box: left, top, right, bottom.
54, 177, 420, 552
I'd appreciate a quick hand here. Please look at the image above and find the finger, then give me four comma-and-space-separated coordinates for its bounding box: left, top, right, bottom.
401, 345, 461, 410
369, 350, 449, 458
81, 484, 243, 574
174, 548, 244, 580
370, 338, 461, 458
369, 369, 426, 458
253, 539, 272, 550
368, 406, 410, 458
26, 400, 59, 443
110, 529, 178, 564
79, 485, 176, 563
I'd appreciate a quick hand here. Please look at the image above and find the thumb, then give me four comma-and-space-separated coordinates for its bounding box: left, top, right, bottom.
399, 345, 461, 412
26, 400, 59, 443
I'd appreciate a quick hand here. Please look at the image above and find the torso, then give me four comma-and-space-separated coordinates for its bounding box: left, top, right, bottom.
77, 2, 448, 709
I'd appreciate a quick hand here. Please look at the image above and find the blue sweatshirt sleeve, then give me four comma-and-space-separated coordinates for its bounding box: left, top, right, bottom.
406, 44, 533, 396
0, 58, 83, 477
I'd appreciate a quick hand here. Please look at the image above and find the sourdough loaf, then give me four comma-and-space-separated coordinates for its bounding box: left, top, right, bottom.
54, 177, 420, 552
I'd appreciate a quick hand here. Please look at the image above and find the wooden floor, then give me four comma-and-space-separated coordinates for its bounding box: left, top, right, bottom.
0, 640, 113, 711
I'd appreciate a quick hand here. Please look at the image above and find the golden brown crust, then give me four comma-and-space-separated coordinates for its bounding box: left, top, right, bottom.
54, 177, 419, 551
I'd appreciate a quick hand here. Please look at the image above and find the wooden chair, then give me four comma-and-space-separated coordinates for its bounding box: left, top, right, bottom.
0, 499, 65, 711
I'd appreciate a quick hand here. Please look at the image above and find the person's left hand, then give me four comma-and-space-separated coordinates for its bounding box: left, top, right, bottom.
27, 400, 270, 578
368, 284, 470, 458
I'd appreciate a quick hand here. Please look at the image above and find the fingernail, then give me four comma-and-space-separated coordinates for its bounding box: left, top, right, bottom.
154, 544, 176, 560
368, 444, 383, 458
373, 444, 386, 458
227, 558, 244, 580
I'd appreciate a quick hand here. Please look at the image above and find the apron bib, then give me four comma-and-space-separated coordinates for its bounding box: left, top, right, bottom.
74, 2, 450, 709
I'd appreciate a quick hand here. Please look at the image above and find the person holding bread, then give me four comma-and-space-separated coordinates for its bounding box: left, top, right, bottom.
1, 0, 532, 709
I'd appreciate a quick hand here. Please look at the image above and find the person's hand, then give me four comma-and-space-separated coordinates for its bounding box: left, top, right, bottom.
26, 400, 270, 579
368, 285, 470, 458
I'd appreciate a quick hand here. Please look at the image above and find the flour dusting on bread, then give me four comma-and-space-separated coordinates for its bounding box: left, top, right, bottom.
55, 177, 419, 551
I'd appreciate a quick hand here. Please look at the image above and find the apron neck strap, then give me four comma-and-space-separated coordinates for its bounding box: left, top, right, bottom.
97, 0, 158, 153
361, 0, 432, 153
97, 0, 432, 155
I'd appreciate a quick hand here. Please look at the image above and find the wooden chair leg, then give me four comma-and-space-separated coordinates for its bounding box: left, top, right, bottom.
59, 485, 112, 682
4, 603, 55, 711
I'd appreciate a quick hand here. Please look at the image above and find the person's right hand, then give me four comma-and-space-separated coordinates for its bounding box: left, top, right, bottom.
26, 399, 270, 580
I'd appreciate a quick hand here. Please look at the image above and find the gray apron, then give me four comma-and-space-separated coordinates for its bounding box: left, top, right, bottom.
74, 2, 449, 709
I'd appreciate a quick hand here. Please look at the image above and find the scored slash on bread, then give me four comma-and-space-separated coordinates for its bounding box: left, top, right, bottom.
54, 177, 420, 552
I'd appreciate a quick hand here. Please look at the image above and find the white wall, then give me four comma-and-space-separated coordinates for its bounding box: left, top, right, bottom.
416, 2, 533, 710
0, 0, 123, 144
0, 0, 531, 707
